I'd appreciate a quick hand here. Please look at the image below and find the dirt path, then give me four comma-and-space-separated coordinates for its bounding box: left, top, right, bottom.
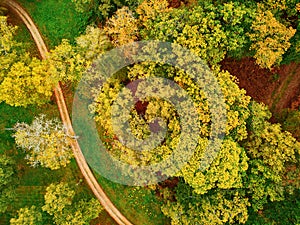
1, 1, 133, 224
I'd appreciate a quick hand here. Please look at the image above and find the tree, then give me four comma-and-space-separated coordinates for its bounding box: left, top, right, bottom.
12, 115, 73, 170
0, 16, 113, 107
75, 25, 111, 61
244, 102, 300, 210
45, 39, 88, 83
42, 182, 75, 216
0, 16, 18, 56
0, 16, 57, 107
136, 0, 171, 26
262, 0, 299, 18
53, 198, 103, 225
0, 57, 56, 107
283, 109, 300, 140
71, 0, 143, 21
161, 184, 250, 225
104, 7, 139, 46
45, 26, 111, 84
71, 0, 94, 13
42, 182, 103, 225
0, 155, 16, 214
79, 1, 300, 224
138, 1, 255, 65
91, 53, 300, 224
10, 206, 43, 225
248, 8, 296, 69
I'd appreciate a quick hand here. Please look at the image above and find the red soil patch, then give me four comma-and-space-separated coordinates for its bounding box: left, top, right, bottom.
168, 0, 182, 8
221, 57, 300, 116
168, 0, 192, 8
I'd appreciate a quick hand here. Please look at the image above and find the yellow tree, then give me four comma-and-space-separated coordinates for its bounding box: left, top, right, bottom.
42, 183, 75, 216
104, 7, 139, 46
0, 57, 56, 107
91, 58, 300, 224
248, 9, 296, 69
0, 16, 18, 55
46, 26, 111, 84
10, 206, 43, 225
0, 16, 57, 107
136, 0, 171, 26
75, 25, 111, 61
45, 39, 88, 83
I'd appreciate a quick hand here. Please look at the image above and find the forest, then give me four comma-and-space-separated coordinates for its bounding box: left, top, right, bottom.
0, 0, 300, 224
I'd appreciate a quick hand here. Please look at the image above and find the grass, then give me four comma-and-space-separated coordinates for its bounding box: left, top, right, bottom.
5, 11, 39, 57
17, 0, 90, 48
0, 101, 59, 153
0, 101, 96, 224
13, 20, 39, 57
0, 103, 38, 154
271, 69, 297, 113
95, 173, 170, 225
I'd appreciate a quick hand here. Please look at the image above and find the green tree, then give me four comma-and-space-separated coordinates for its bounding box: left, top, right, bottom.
53, 198, 103, 225
244, 102, 300, 210
10, 206, 43, 225
0, 155, 15, 214
42, 182, 75, 216
12, 115, 73, 170
283, 109, 300, 140
161, 184, 250, 225
71, 0, 143, 21
138, 2, 254, 65
42, 182, 102, 225
71, 0, 94, 13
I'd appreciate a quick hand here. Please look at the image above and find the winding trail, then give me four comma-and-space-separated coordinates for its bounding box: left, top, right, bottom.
1, 1, 133, 224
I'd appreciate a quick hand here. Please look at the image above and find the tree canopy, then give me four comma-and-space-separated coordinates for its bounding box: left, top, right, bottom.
42, 182, 103, 225
12, 115, 73, 170
0, 155, 16, 214
2, 0, 300, 224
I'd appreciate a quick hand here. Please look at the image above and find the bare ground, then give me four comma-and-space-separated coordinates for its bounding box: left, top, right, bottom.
221, 57, 300, 119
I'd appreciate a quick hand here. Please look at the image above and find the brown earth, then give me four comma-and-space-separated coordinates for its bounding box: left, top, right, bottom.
221, 57, 300, 119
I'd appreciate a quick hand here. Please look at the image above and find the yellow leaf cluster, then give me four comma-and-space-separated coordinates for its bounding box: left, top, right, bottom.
249, 10, 296, 69
104, 7, 139, 46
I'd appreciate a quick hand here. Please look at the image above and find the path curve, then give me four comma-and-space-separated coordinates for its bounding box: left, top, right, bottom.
1, 1, 134, 224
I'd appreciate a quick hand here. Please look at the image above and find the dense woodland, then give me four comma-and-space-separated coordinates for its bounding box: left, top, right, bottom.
1, 0, 300, 224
